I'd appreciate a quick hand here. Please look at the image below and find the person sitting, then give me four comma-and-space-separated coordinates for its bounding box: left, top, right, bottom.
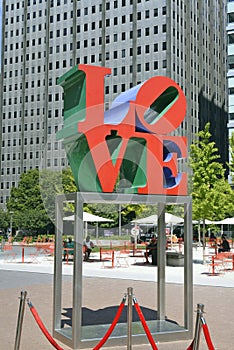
218, 234, 230, 253
145, 235, 157, 265
63, 237, 74, 261
83, 236, 94, 261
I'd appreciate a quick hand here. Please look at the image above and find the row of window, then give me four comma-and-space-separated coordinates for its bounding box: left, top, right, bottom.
5, 3, 165, 25
6, 22, 166, 37
5, 0, 68, 11
1, 146, 64, 163
2, 109, 60, 119
1, 137, 41, 149
5, 23, 166, 54
2, 151, 40, 161
2, 59, 167, 105
2, 139, 62, 151
7, 0, 165, 13
2, 124, 58, 134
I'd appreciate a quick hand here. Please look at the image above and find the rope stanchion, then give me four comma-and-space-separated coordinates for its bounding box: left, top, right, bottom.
201, 318, 215, 350
133, 297, 159, 350
14, 291, 27, 350
93, 295, 126, 350
27, 301, 64, 350
187, 304, 216, 350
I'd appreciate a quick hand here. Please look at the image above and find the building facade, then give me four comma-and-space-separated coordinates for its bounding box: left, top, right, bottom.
227, 0, 234, 183
0, 0, 228, 208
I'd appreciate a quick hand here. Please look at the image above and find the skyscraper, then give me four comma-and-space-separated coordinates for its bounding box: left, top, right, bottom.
227, 0, 234, 183
0, 0, 228, 208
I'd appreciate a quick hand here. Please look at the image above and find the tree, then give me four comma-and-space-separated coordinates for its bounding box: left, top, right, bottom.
190, 123, 233, 221
7, 168, 78, 234
228, 133, 234, 181
189, 123, 234, 260
0, 209, 10, 233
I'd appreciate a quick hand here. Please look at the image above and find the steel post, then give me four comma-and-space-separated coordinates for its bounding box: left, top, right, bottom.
193, 303, 204, 350
127, 287, 133, 350
14, 290, 27, 350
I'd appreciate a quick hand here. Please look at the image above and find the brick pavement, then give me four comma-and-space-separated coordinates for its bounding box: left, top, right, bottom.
0, 270, 233, 350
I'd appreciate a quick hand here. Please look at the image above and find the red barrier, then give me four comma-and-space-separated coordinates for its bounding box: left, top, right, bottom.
202, 323, 215, 350
26, 291, 216, 350
133, 298, 159, 350
27, 301, 64, 350
93, 296, 126, 350
186, 339, 194, 350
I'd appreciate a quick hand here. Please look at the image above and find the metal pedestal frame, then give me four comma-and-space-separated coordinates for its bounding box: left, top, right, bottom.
53, 192, 193, 349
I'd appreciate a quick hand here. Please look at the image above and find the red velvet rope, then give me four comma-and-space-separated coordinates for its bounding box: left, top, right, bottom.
202, 323, 215, 350
93, 299, 125, 350
28, 302, 64, 350
134, 301, 159, 350
186, 339, 194, 350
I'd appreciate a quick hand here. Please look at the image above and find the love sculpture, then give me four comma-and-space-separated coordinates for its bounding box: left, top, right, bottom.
54, 65, 193, 349
56, 64, 187, 196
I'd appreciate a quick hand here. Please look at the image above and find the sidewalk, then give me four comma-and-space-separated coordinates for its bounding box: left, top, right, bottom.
0, 246, 233, 349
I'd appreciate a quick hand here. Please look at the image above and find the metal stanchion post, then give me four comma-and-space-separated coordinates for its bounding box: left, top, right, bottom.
14, 290, 27, 350
127, 287, 133, 350
193, 303, 204, 350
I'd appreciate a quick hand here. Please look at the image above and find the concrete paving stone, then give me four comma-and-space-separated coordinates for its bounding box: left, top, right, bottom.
0, 245, 233, 349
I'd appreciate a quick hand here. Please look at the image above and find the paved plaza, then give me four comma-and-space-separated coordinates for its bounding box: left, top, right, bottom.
0, 246, 233, 349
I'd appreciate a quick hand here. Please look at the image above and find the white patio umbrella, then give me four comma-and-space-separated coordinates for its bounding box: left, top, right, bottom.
213, 217, 234, 236
63, 212, 114, 223
132, 213, 183, 225
216, 217, 234, 225
63, 212, 113, 238
132, 213, 183, 243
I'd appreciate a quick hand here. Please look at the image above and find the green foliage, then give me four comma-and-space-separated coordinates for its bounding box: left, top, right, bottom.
6, 167, 78, 234
190, 123, 234, 221
0, 209, 9, 232
228, 133, 234, 179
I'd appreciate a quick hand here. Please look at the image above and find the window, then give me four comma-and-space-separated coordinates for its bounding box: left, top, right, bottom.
228, 87, 234, 95
162, 60, 167, 68
228, 55, 234, 69
228, 33, 234, 44
228, 13, 234, 24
